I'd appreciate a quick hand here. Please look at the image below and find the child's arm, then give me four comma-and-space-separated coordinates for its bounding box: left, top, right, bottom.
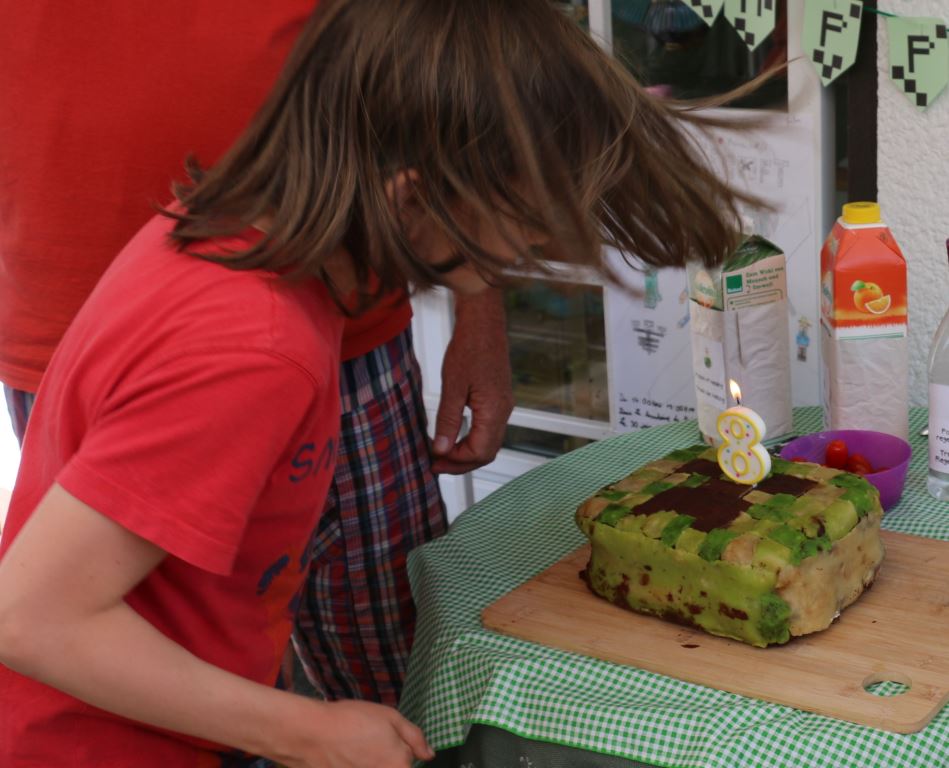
0, 483, 433, 768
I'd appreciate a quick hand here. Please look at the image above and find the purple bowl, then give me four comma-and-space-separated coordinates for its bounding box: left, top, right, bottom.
779, 429, 912, 511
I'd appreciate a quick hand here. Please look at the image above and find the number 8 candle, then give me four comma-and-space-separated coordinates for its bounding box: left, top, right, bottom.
717, 379, 771, 485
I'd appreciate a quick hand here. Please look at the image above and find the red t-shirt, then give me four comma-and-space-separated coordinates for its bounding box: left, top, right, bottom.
0, 213, 344, 766
0, 1, 409, 393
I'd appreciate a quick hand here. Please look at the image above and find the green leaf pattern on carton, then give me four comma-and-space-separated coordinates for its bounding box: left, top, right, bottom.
722, 235, 783, 272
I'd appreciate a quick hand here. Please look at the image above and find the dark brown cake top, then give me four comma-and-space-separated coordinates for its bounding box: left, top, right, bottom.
754, 473, 819, 496
631, 485, 751, 532
588, 446, 881, 569
675, 458, 724, 478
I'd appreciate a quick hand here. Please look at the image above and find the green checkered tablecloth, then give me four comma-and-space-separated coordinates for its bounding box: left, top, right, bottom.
400, 407, 949, 768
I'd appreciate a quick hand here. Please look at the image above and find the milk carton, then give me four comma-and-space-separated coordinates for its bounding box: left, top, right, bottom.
820, 202, 908, 439
688, 229, 793, 445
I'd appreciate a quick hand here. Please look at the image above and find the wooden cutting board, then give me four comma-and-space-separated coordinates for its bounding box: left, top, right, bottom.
482, 531, 949, 733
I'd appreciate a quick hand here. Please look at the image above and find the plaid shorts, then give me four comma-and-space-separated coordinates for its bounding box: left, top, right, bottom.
291, 327, 447, 706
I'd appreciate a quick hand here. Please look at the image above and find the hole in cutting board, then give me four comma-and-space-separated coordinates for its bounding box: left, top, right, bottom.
862, 672, 911, 697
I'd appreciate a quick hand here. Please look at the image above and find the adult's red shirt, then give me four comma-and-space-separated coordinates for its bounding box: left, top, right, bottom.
0, 213, 344, 765
0, 1, 410, 393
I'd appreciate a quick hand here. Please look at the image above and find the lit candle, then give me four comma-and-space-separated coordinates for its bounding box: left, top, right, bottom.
716, 380, 771, 485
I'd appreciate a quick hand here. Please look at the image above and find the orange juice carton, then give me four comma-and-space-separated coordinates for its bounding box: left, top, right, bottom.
688, 225, 792, 445
820, 202, 908, 439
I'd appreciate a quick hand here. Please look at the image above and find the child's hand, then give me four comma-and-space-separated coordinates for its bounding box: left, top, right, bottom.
282, 699, 434, 767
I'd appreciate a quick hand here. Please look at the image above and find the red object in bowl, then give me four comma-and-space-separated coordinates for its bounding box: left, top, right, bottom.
845, 453, 873, 475
825, 439, 849, 469
779, 429, 912, 511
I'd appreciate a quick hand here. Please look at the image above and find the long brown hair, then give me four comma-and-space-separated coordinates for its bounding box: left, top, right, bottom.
168, 0, 768, 308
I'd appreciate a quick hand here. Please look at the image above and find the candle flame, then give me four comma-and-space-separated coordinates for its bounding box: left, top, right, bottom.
729, 379, 742, 403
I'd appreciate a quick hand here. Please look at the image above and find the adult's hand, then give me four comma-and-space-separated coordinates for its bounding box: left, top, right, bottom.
431, 289, 514, 475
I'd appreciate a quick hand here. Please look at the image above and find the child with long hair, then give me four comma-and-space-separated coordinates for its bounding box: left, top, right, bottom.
0, 0, 761, 765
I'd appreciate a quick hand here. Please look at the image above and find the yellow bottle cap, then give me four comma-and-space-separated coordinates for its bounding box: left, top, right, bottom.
842, 201, 881, 225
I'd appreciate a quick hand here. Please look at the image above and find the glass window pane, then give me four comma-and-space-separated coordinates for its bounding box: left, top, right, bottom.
502, 424, 594, 458
612, 0, 788, 109
505, 281, 608, 422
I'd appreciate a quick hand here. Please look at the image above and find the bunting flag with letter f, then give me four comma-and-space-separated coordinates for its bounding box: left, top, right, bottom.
724, 0, 776, 51
887, 16, 949, 110
803, 0, 863, 85
683, 0, 726, 27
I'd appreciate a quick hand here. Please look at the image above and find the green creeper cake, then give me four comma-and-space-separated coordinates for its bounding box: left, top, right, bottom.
576, 444, 885, 647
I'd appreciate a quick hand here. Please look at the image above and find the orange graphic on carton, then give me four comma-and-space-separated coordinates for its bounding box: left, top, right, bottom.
820, 218, 906, 329
851, 280, 893, 314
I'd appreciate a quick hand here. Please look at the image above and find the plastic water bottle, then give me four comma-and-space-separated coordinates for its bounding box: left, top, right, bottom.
927, 239, 949, 500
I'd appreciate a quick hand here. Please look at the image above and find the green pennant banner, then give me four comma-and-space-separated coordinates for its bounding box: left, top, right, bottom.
723, 0, 776, 52
683, 0, 725, 27
803, 0, 863, 85
887, 16, 949, 110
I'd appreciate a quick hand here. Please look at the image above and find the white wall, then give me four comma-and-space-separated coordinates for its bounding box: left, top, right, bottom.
0, 421, 19, 527
877, 1, 949, 406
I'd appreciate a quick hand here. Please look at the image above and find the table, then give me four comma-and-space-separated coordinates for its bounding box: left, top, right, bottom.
400, 407, 949, 768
